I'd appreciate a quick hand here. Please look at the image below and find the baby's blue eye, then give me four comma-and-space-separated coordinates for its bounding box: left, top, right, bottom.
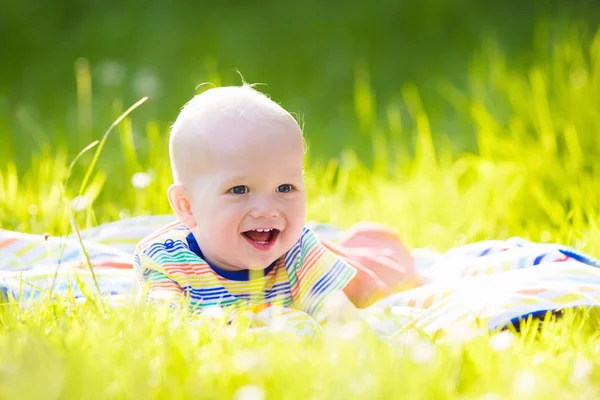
276, 184, 293, 193
230, 186, 249, 195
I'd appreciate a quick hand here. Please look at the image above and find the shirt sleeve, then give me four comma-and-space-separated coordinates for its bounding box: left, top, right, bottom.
133, 246, 186, 304
286, 227, 357, 317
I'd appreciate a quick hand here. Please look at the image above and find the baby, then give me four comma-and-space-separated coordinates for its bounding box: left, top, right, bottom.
134, 84, 367, 322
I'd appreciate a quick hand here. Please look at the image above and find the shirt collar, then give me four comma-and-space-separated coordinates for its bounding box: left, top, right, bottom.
185, 232, 276, 281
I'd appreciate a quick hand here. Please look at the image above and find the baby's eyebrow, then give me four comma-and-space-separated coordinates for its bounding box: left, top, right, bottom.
222, 175, 248, 186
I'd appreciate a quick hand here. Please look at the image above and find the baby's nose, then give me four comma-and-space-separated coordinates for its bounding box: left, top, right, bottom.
249, 197, 280, 219
250, 206, 280, 219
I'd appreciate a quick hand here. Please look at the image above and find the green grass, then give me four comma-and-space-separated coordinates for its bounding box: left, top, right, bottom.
2, 20, 600, 400
2, 300, 600, 399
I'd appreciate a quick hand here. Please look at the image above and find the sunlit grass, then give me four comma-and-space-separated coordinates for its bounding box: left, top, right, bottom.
1, 26, 600, 399
0, 298, 599, 399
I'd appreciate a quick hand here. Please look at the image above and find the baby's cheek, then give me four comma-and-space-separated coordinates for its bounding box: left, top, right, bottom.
293, 196, 307, 224
288, 201, 307, 239
220, 207, 247, 237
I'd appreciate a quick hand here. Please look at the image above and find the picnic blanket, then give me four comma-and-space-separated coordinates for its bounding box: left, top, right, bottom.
2, 216, 600, 338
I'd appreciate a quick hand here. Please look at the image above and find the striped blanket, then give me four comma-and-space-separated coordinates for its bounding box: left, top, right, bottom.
2, 216, 600, 338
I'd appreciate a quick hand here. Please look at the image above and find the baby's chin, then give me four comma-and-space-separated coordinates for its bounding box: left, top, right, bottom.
243, 254, 282, 270
245, 264, 275, 271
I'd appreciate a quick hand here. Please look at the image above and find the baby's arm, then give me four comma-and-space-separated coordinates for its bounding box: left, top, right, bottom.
289, 227, 376, 333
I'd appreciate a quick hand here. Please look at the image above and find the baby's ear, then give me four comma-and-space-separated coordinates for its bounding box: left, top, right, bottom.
167, 184, 197, 228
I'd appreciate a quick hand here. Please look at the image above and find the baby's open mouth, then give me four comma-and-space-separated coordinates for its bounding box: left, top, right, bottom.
242, 228, 280, 250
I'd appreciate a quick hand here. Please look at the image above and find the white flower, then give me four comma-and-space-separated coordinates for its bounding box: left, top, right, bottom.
28, 204, 38, 216
119, 209, 131, 220
349, 373, 374, 394
133, 69, 160, 97
338, 321, 363, 341
489, 331, 515, 352
540, 231, 551, 243
513, 370, 536, 395
393, 331, 421, 347
571, 354, 593, 383
411, 341, 437, 364
267, 317, 288, 333
233, 385, 265, 400
131, 172, 153, 189
232, 350, 262, 374
446, 322, 480, 345
531, 353, 546, 365
202, 305, 225, 319
97, 60, 125, 87
479, 393, 504, 400
71, 195, 90, 212
221, 327, 238, 341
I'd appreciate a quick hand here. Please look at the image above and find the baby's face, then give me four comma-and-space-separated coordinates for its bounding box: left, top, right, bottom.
186, 113, 306, 271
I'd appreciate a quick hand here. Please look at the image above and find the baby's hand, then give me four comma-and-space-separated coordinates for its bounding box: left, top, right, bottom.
319, 222, 419, 308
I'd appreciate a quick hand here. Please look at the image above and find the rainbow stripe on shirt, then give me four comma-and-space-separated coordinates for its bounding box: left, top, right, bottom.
133, 222, 357, 317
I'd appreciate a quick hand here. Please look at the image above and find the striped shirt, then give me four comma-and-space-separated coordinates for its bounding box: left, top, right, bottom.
133, 222, 356, 317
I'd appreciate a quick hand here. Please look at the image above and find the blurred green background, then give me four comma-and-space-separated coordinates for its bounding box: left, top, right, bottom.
2, 0, 600, 241
2, 0, 598, 166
